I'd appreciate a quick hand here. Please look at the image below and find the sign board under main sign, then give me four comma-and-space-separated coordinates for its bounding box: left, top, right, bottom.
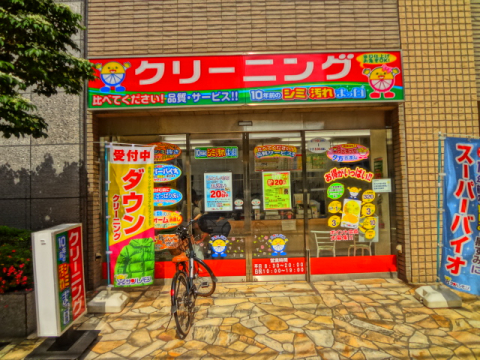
194, 146, 238, 159
88, 51, 404, 109
204, 172, 233, 212
32, 224, 86, 337
372, 178, 392, 193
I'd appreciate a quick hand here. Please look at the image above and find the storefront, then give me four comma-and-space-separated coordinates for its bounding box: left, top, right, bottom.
90, 51, 403, 283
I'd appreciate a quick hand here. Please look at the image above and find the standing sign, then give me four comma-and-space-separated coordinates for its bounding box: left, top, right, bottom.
204, 172, 233, 211
263, 171, 292, 210
441, 137, 480, 295
108, 145, 155, 287
88, 51, 403, 109
32, 224, 86, 337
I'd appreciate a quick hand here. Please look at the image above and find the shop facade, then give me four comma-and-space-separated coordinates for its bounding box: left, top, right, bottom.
85, 0, 480, 289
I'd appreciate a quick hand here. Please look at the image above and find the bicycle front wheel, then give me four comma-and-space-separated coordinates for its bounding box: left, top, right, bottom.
171, 271, 192, 338
193, 259, 216, 297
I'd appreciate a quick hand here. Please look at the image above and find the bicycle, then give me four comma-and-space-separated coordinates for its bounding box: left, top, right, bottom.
170, 219, 217, 339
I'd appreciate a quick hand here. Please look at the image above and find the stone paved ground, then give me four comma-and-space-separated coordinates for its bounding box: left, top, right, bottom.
2, 279, 480, 359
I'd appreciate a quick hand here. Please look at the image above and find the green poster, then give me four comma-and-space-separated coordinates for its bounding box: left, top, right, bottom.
262, 171, 292, 210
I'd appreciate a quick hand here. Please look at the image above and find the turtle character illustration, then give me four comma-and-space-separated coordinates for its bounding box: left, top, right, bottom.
268, 234, 288, 256
209, 235, 229, 258
362, 64, 400, 99
95, 61, 131, 93
347, 187, 362, 199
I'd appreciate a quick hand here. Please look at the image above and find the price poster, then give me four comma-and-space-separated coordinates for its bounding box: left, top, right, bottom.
262, 171, 292, 210
204, 172, 233, 212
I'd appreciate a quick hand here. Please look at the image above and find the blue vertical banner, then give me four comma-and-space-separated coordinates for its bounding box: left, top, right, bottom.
440, 137, 480, 295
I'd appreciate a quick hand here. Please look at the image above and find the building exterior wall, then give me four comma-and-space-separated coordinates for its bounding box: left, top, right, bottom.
85, 0, 480, 287
0, 1, 87, 238
398, 0, 479, 283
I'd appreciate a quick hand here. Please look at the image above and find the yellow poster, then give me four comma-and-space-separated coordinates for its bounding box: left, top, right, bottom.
107, 145, 155, 287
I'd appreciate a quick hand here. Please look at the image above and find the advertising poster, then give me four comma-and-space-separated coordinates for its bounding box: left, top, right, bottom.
204, 172, 233, 211
153, 187, 183, 207
340, 199, 361, 228
262, 171, 292, 210
441, 137, 480, 295
154, 210, 183, 230
89, 51, 403, 110
108, 145, 155, 287
154, 164, 182, 183
327, 144, 370, 163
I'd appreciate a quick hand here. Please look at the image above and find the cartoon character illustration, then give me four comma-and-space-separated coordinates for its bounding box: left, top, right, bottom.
95, 61, 131, 93
363, 64, 400, 99
347, 187, 362, 199
209, 235, 229, 258
269, 234, 289, 256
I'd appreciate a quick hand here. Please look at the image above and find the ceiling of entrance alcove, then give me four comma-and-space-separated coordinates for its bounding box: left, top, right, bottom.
93, 103, 398, 119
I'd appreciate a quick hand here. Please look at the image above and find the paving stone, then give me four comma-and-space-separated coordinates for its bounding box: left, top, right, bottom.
163, 339, 185, 351
244, 345, 262, 354
312, 315, 334, 328
283, 343, 294, 352
293, 333, 317, 358
176, 349, 208, 359
213, 331, 239, 346
252, 326, 269, 334
454, 345, 475, 358
232, 323, 257, 338
204, 345, 250, 360
276, 354, 294, 360
409, 348, 432, 359
332, 341, 358, 358
157, 328, 176, 342
334, 330, 378, 350
374, 341, 409, 358
168, 347, 189, 357
286, 318, 309, 327
317, 347, 341, 360
271, 296, 293, 308
183, 340, 207, 350
448, 331, 480, 348
208, 305, 236, 317
229, 340, 248, 351
241, 318, 264, 328
266, 331, 295, 343
257, 304, 296, 316
245, 347, 278, 360
215, 298, 248, 306
110, 320, 139, 331
361, 347, 394, 360
100, 330, 131, 341
196, 317, 223, 326
409, 331, 429, 345
254, 334, 284, 352
126, 340, 165, 360
305, 329, 334, 347
193, 326, 220, 344
361, 330, 396, 345
112, 342, 139, 357
91, 340, 126, 354
259, 314, 288, 331
128, 328, 151, 347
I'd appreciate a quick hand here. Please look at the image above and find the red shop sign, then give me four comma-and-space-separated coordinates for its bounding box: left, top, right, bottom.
89, 51, 403, 109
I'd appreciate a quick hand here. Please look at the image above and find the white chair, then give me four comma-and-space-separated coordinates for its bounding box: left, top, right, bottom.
311, 230, 335, 257
348, 236, 374, 256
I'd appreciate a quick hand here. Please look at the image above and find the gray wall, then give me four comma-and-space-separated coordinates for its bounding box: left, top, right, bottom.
0, 0, 86, 232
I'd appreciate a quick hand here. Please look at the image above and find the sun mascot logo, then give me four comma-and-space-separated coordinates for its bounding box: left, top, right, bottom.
268, 234, 288, 256
209, 235, 229, 258
95, 61, 131, 93
362, 64, 400, 99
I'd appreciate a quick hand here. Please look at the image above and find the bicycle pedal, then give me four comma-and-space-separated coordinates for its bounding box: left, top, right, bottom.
200, 282, 209, 288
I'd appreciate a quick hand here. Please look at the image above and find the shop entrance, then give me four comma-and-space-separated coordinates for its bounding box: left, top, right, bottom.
112, 127, 395, 283
188, 132, 306, 282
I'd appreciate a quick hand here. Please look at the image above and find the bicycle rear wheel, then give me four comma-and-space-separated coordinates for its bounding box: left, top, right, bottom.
193, 259, 216, 297
171, 271, 192, 338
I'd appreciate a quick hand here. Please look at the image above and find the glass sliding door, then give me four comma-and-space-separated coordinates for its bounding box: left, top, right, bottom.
248, 132, 306, 280
189, 133, 247, 281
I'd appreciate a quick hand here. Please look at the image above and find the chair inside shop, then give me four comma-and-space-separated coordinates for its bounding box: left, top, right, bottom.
348, 235, 374, 256
312, 230, 335, 257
